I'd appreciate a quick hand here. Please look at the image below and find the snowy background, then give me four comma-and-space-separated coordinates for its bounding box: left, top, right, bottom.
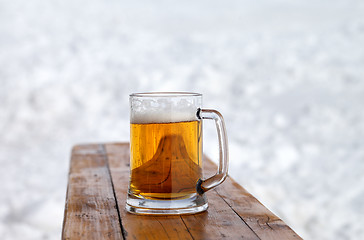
1, 0, 364, 239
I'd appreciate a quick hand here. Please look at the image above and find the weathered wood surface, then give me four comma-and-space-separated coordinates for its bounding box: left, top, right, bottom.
63, 143, 302, 240
62, 144, 123, 239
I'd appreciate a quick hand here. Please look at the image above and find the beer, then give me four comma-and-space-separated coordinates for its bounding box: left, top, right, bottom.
129, 120, 202, 200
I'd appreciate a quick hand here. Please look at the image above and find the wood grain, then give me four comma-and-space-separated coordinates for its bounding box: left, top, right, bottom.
203, 152, 302, 240
62, 144, 123, 240
180, 191, 260, 239
214, 177, 302, 240
63, 143, 302, 240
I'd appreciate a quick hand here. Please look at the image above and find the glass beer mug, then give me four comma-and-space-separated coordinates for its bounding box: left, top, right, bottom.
126, 92, 228, 215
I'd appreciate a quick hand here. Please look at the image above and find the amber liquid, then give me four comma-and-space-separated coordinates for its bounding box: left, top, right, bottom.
129, 120, 202, 200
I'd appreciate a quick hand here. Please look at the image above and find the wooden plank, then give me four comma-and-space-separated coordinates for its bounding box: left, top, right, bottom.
63, 142, 302, 240
202, 157, 302, 240
180, 191, 260, 239
62, 144, 123, 240
105, 143, 260, 240
214, 178, 302, 240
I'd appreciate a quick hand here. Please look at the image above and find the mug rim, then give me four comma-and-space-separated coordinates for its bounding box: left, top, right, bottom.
130, 92, 202, 97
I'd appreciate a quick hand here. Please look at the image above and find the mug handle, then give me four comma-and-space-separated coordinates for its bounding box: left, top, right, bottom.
196, 108, 229, 194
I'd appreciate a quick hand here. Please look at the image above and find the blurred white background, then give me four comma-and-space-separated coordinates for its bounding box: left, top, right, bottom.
1, 0, 364, 239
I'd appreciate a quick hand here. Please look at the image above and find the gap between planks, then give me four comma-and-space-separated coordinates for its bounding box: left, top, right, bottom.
101, 144, 127, 240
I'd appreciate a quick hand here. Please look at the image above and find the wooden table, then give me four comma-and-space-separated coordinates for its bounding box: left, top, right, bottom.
62, 143, 302, 240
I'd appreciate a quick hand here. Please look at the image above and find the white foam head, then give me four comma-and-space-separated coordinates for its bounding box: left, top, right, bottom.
130, 93, 201, 124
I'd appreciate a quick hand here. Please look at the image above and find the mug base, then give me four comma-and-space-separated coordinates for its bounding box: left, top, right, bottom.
125, 193, 208, 215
